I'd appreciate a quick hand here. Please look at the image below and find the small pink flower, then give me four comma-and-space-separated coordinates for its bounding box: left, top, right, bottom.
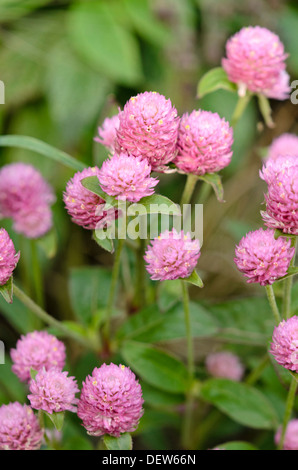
234, 228, 295, 286
270, 316, 298, 372
11, 331, 66, 383
275, 419, 298, 450
0, 228, 20, 286
144, 228, 201, 281
28, 369, 79, 414
64, 166, 118, 230
0, 163, 55, 239
222, 26, 290, 100
267, 134, 298, 162
77, 363, 144, 437
174, 110, 233, 175
98, 153, 158, 202
94, 114, 120, 152
0, 402, 43, 450
205, 352, 244, 381
260, 155, 298, 235
115, 91, 179, 171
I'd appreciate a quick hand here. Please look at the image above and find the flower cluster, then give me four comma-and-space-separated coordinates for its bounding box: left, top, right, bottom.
267, 133, 298, 162
144, 228, 201, 281
222, 26, 290, 100
77, 363, 144, 437
205, 351, 244, 382
0, 163, 55, 238
270, 316, 298, 372
0, 228, 20, 286
94, 114, 120, 152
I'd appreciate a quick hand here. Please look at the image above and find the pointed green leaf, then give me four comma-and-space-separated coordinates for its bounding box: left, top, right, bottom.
214, 441, 258, 450
30, 368, 38, 380
92, 230, 114, 254
183, 270, 204, 288
80, 175, 120, 208
46, 411, 65, 431
103, 433, 132, 451
198, 173, 224, 202
197, 67, 237, 99
0, 276, 13, 304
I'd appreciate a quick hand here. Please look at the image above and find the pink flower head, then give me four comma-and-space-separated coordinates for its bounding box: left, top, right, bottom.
11, 331, 66, 383
234, 228, 295, 286
0, 228, 20, 286
94, 114, 120, 152
77, 363, 144, 437
115, 91, 179, 171
270, 316, 298, 372
275, 419, 298, 450
144, 228, 201, 281
260, 155, 298, 235
64, 166, 118, 230
205, 351, 244, 381
98, 153, 158, 202
0, 163, 55, 238
267, 134, 298, 162
174, 110, 233, 175
28, 369, 79, 414
0, 402, 43, 450
222, 26, 290, 100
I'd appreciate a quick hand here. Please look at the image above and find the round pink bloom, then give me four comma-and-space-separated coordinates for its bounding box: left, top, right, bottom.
205, 352, 244, 381
174, 110, 233, 175
260, 155, 298, 235
28, 369, 79, 414
144, 228, 201, 281
275, 419, 298, 450
0, 228, 20, 286
98, 153, 158, 202
270, 316, 298, 372
234, 228, 295, 286
11, 331, 66, 383
222, 26, 290, 100
115, 91, 179, 171
267, 134, 298, 162
0, 163, 55, 238
77, 363, 144, 437
64, 166, 118, 230
94, 114, 120, 152
0, 402, 43, 450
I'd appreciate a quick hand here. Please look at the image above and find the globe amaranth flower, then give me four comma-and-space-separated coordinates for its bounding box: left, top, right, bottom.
0, 228, 20, 286
275, 419, 298, 450
260, 155, 298, 235
28, 369, 79, 414
0, 402, 43, 450
267, 134, 298, 162
115, 91, 179, 171
144, 228, 201, 281
270, 316, 298, 372
94, 114, 120, 152
0, 163, 55, 239
64, 166, 118, 230
205, 352, 244, 382
77, 363, 144, 437
174, 110, 233, 175
98, 153, 158, 203
234, 228, 295, 286
11, 331, 66, 383
222, 26, 290, 100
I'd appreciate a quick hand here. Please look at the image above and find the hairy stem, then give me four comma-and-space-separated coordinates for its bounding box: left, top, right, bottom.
230, 93, 251, 127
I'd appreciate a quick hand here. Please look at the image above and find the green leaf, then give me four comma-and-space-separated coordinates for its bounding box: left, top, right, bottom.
92, 230, 114, 254
45, 411, 65, 432
80, 176, 119, 208
128, 194, 181, 216
200, 378, 278, 430
183, 270, 204, 288
68, 2, 143, 86
198, 173, 224, 203
0, 0, 52, 21
36, 229, 57, 259
276, 266, 298, 282
30, 368, 38, 380
121, 341, 189, 394
103, 433, 132, 451
274, 229, 297, 240
214, 441, 258, 451
0, 135, 86, 171
197, 67, 237, 99
0, 276, 13, 304
257, 94, 275, 128
141, 382, 184, 407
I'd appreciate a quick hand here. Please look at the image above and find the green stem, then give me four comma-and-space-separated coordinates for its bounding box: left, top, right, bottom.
245, 354, 270, 386
230, 93, 251, 127
13, 284, 99, 351
277, 377, 298, 450
181, 281, 195, 449
133, 237, 147, 310
282, 238, 297, 319
265, 285, 281, 325
180, 174, 198, 207
30, 240, 45, 309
